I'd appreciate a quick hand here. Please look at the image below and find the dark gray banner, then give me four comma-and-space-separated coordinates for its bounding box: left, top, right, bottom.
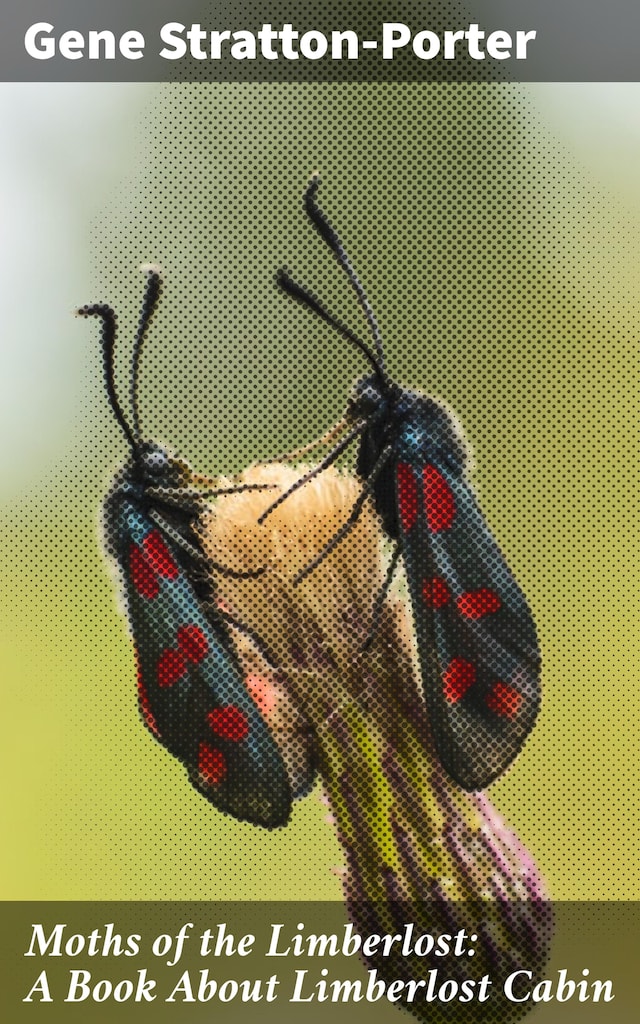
1, 0, 640, 81
2, 903, 638, 1021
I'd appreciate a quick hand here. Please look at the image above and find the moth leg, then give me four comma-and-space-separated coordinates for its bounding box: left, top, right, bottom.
292, 443, 394, 585
211, 561, 268, 582
188, 474, 279, 496
145, 482, 276, 506
200, 483, 278, 497
362, 540, 403, 652
144, 486, 203, 516
147, 508, 266, 580
215, 607, 280, 671
257, 420, 366, 525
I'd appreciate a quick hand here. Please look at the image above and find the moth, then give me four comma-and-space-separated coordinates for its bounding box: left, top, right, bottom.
79, 269, 292, 826
263, 179, 541, 791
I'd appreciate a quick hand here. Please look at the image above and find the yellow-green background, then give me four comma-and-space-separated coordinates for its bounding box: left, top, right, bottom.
1, 82, 638, 915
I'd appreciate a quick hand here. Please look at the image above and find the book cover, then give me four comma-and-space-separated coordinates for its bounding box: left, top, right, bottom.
1, 2, 637, 1021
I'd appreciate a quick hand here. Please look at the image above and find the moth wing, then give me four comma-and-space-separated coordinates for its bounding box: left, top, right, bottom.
396, 460, 541, 790
116, 503, 292, 827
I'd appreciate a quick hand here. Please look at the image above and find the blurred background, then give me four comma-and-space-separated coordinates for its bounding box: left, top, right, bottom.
0, 81, 638, 922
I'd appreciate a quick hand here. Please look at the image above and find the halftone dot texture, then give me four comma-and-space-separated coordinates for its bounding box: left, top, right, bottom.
79, 278, 294, 831
2, 79, 639, 944
205, 465, 552, 1024
275, 177, 542, 801
76, 167, 595, 1017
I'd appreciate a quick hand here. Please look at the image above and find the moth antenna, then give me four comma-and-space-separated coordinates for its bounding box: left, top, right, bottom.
304, 176, 388, 383
277, 269, 382, 380
77, 302, 137, 453
131, 266, 163, 442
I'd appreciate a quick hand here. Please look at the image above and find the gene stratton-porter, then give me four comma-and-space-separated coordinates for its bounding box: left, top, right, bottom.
24, 21, 536, 63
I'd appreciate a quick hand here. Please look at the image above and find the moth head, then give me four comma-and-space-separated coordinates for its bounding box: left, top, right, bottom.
135, 440, 190, 489
345, 374, 386, 424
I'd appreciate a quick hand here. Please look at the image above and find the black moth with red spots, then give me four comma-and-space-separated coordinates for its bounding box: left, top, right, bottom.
80, 270, 292, 826
270, 179, 541, 791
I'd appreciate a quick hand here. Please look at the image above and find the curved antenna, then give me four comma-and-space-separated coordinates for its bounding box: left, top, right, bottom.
277, 269, 382, 380
130, 268, 162, 442
304, 176, 387, 380
77, 303, 137, 452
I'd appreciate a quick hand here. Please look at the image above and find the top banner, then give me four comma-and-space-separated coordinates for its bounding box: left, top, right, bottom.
3, 0, 640, 82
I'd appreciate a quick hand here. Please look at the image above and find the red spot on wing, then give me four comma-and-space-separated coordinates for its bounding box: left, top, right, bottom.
154, 626, 209, 694
423, 464, 456, 532
129, 530, 179, 600
143, 530, 179, 579
198, 742, 227, 786
208, 706, 249, 743
130, 544, 160, 599
486, 681, 522, 720
423, 576, 451, 608
177, 624, 209, 664
135, 653, 160, 737
396, 463, 419, 532
157, 648, 187, 688
457, 588, 502, 620
443, 658, 476, 703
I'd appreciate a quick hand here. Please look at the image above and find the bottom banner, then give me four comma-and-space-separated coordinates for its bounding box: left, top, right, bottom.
1, 902, 636, 1023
